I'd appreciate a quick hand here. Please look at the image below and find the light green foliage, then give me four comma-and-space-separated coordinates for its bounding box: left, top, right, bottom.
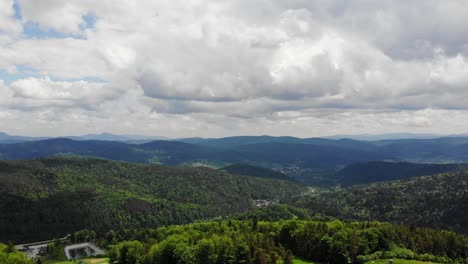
292, 257, 318, 264
105, 219, 467, 264
0, 244, 33, 264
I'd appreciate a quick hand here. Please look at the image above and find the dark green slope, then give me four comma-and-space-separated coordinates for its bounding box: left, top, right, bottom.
138, 140, 249, 165
221, 164, 296, 182
234, 142, 392, 168
338, 161, 468, 186
0, 157, 303, 243
293, 171, 468, 233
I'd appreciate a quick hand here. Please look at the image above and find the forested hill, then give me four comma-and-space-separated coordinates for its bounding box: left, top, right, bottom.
0, 157, 303, 243
338, 161, 468, 186
293, 171, 468, 233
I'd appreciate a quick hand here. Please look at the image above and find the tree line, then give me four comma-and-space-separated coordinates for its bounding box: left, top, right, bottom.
103, 219, 468, 264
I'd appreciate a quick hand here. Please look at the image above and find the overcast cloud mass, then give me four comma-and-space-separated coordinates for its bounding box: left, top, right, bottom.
1, 0, 468, 137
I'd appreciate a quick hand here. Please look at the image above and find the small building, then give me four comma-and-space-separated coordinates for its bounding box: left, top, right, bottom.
254, 199, 273, 208
16, 243, 49, 259
64, 243, 105, 260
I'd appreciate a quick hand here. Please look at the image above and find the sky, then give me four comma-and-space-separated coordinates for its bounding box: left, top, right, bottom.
1, 0, 468, 138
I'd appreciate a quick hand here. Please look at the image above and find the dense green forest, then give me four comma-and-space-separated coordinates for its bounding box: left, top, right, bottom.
0, 157, 302, 243
102, 219, 468, 264
293, 172, 468, 233
231, 204, 315, 222
2, 156, 468, 244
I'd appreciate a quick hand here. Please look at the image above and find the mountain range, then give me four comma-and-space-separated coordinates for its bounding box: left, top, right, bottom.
3, 135, 468, 166
1, 132, 467, 262
2, 135, 468, 190
0, 132, 168, 144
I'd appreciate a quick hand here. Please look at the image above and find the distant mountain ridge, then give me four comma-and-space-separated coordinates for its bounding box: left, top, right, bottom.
326, 133, 445, 141
3, 135, 468, 170
0, 138, 393, 169
66, 132, 168, 141
0, 132, 49, 143
0, 131, 167, 144
3, 130, 468, 143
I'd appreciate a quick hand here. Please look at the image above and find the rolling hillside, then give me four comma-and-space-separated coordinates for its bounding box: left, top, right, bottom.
293, 171, 468, 233
0, 157, 303, 243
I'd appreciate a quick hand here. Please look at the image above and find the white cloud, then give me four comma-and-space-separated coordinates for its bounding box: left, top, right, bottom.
18, 0, 89, 34
10, 77, 106, 101
1, 0, 468, 137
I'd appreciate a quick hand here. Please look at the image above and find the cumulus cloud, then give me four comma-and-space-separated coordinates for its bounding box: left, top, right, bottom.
1, 0, 468, 137
11, 77, 108, 101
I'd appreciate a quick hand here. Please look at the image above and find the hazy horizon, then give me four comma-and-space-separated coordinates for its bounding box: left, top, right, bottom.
1, 130, 464, 141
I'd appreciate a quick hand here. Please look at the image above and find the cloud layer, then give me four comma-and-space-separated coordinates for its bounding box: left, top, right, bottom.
1, 0, 468, 137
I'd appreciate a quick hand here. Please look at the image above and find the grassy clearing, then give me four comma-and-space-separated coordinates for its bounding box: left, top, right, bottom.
44, 258, 109, 264
44, 261, 70, 264
293, 257, 320, 264
364, 259, 439, 264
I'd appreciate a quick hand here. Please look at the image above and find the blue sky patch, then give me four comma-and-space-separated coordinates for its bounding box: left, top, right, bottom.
22, 21, 77, 39
13, 0, 22, 20
0, 65, 40, 84
0, 65, 107, 84
81, 13, 97, 30
51, 76, 107, 83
